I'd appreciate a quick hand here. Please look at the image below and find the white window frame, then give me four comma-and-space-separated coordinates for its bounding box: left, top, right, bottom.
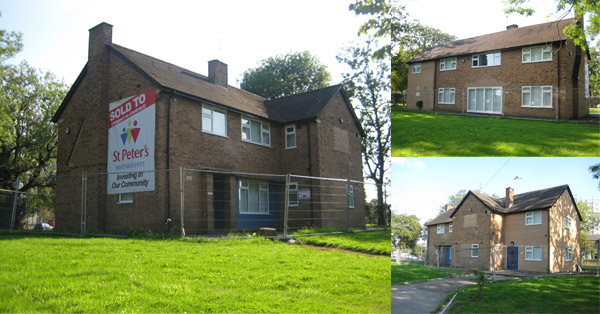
467, 87, 503, 114
471, 244, 479, 258
412, 63, 421, 74
288, 182, 299, 207
522, 45, 552, 63
522, 86, 553, 108
449, 223, 453, 233
239, 180, 269, 214
525, 246, 542, 261
347, 184, 355, 208
472, 51, 501, 68
241, 116, 271, 146
202, 105, 227, 137
440, 58, 457, 71
438, 88, 455, 104
526, 211, 542, 225
285, 124, 296, 149
437, 224, 445, 234
118, 193, 133, 204
565, 247, 572, 261
564, 216, 572, 229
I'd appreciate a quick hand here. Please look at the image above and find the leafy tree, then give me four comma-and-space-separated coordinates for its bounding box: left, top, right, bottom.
348, 0, 404, 58
391, 213, 422, 249
438, 189, 468, 214
239, 51, 331, 100
503, 0, 599, 50
589, 42, 599, 96
365, 198, 390, 225
338, 38, 390, 226
576, 199, 599, 259
590, 163, 600, 190
0, 14, 67, 227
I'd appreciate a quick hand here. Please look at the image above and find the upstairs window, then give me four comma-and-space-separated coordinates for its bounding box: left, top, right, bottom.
449, 223, 453, 233
526, 211, 542, 225
202, 106, 227, 136
118, 193, 133, 204
437, 224, 445, 234
522, 86, 553, 108
440, 58, 457, 71
412, 63, 421, 74
472, 52, 501, 67
285, 125, 296, 149
522, 45, 552, 63
241, 116, 270, 146
564, 216, 572, 229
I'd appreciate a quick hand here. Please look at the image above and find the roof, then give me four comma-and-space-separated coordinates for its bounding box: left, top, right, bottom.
449, 184, 582, 221
53, 44, 363, 134
409, 18, 577, 63
424, 209, 453, 226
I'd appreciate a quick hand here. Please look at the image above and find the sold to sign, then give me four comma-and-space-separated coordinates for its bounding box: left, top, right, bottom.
107, 90, 155, 195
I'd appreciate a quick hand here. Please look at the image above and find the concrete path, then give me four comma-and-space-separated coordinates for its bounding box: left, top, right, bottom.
391, 276, 476, 314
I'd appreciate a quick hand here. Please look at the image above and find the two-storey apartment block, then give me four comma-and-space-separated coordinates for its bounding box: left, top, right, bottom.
407, 18, 590, 120
425, 185, 581, 273
51, 23, 366, 234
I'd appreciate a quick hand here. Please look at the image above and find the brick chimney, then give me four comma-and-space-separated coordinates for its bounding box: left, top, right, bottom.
445, 204, 454, 212
88, 22, 112, 60
506, 187, 514, 208
506, 24, 518, 30
208, 59, 228, 87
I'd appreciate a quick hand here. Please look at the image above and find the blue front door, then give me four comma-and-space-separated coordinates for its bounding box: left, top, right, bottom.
445, 247, 451, 265
507, 246, 518, 270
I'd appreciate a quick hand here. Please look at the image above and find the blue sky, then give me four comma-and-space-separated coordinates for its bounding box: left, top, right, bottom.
391, 157, 600, 224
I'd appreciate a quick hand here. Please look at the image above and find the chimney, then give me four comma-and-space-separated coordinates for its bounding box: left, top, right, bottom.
208, 60, 228, 87
445, 204, 454, 212
506, 187, 514, 208
88, 22, 113, 60
506, 24, 518, 30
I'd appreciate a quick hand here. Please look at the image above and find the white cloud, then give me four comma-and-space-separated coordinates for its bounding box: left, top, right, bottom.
391, 157, 425, 169
415, 160, 426, 169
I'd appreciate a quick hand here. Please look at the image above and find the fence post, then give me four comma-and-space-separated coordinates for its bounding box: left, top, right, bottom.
9, 177, 21, 233
80, 172, 87, 236
346, 179, 350, 232
283, 174, 290, 239
180, 167, 185, 237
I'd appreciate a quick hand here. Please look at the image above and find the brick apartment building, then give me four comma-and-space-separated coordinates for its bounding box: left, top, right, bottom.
425, 185, 581, 273
406, 18, 590, 120
51, 22, 366, 234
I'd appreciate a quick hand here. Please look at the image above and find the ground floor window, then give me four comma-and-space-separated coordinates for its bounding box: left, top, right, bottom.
347, 184, 355, 208
565, 247, 572, 261
467, 87, 502, 114
525, 246, 542, 261
522, 86, 552, 108
438, 88, 455, 104
288, 182, 298, 207
239, 180, 269, 214
471, 244, 479, 257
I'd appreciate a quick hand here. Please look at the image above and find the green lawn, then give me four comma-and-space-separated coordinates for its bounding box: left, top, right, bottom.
391, 262, 468, 285
0, 235, 390, 313
446, 276, 600, 313
293, 230, 390, 255
391, 109, 600, 156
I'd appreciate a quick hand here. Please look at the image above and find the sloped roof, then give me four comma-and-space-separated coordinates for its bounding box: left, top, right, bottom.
265, 85, 343, 122
424, 209, 453, 226
409, 18, 576, 63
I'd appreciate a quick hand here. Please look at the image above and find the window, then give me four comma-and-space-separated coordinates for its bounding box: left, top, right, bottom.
440, 58, 457, 71
285, 125, 296, 149
412, 63, 421, 74
239, 180, 269, 214
522, 86, 552, 108
241, 116, 270, 146
118, 193, 133, 204
449, 223, 453, 233
202, 106, 227, 136
565, 247, 572, 261
347, 184, 355, 208
564, 216, 572, 229
438, 88, 455, 104
525, 246, 542, 261
472, 52, 501, 67
437, 224, 445, 234
467, 87, 502, 114
471, 244, 479, 258
526, 211, 542, 225
522, 45, 552, 63
288, 182, 298, 207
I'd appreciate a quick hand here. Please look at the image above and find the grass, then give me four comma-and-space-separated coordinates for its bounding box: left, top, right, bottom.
391, 109, 600, 156
0, 235, 390, 313
391, 261, 469, 285
445, 276, 600, 313
293, 230, 390, 255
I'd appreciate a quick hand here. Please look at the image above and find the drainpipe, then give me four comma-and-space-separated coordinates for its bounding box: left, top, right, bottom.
433, 60, 438, 111
556, 46, 560, 122
166, 92, 173, 231
307, 122, 314, 226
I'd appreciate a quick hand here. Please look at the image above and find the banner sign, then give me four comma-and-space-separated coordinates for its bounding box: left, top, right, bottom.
107, 90, 155, 194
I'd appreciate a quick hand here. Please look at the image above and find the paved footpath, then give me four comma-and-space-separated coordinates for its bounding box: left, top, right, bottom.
391, 276, 476, 314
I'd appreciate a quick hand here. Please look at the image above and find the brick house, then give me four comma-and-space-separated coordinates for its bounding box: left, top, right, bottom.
406, 18, 590, 120
425, 185, 581, 273
51, 22, 366, 234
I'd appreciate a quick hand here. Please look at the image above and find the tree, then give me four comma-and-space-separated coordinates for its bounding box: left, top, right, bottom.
0, 15, 67, 227
348, 0, 403, 58
589, 42, 600, 96
504, 0, 600, 50
338, 38, 390, 226
391, 213, 422, 249
577, 199, 599, 258
239, 51, 331, 100
438, 189, 469, 214
590, 163, 600, 190
365, 198, 390, 225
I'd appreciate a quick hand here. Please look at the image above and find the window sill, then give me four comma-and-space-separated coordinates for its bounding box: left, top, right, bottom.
440, 69, 456, 71
521, 106, 553, 109
241, 139, 272, 148
471, 64, 501, 68
438, 102, 455, 105
202, 130, 228, 138
522, 60, 552, 64
118, 201, 133, 205
239, 212, 270, 215
466, 110, 502, 115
